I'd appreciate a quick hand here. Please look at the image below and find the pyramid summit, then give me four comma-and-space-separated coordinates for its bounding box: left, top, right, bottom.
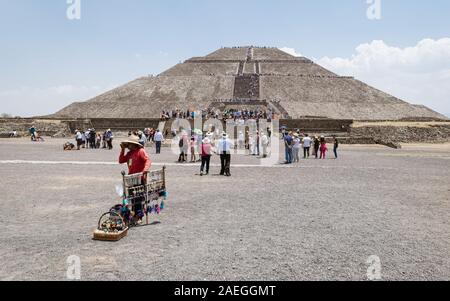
54, 46, 446, 120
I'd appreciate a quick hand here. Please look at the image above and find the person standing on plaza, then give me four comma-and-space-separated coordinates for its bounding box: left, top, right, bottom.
102, 131, 107, 149
85, 129, 91, 149
119, 135, 152, 225
200, 137, 213, 176
261, 132, 269, 158
178, 131, 189, 163
105, 129, 114, 150
96, 133, 101, 149
81, 131, 87, 149
29, 125, 37, 141
249, 133, 256, 156
292, 133, 301, 163
75, 129, 83, 150
137, 131, 147, 147
320, 136, 328, 159
284, 131, 293, 164
302, 134, 312, 159
217, 132, 233, 177
119, 135, 152, 174
333, 136, 339, 159
154, 129, 164, 154
256, 131, 260, 156
190, 136, 197, 163
238, 131, 245, 149
89, 128, 97, 149
313, 136, 320, 159
195, 129, 203, 162
267, 127, 272, 139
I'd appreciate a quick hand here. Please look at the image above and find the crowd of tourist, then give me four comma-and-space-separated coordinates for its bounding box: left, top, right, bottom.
174, 130, 235, 176
160, 109, 221, 121
222, 108, 273, 121
282, 130, 339, 164
127, 128, 165, 152
61, 111, 340, 175
70, 128, 114, 151
160, 107, 274, 122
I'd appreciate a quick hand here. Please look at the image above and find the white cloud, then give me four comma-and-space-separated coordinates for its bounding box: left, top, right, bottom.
316, 38, 450, 116
280, 47, 303, 57
158, 51, 169, 57
0, 85, 114, 117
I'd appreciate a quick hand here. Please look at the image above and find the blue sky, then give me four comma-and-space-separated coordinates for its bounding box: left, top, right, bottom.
1, 0, 449, 117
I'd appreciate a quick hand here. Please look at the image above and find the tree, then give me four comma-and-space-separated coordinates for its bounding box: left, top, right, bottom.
1, 113, 13, 119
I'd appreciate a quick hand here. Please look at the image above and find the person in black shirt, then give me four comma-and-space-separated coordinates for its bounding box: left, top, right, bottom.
313, 136, 320, 159
333, 137, 339, 159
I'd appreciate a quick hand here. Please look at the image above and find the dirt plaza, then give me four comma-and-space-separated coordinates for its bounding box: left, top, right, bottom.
0, 138, 449, 281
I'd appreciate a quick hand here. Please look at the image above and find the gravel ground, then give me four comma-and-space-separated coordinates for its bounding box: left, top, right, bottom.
0, 138, 449, 281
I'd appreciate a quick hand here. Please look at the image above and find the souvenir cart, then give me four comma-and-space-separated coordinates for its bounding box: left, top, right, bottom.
93, 167, 167, 241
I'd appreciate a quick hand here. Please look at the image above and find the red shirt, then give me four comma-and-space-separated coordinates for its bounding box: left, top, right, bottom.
119, 148, 151, 175
201, 143, 212, 157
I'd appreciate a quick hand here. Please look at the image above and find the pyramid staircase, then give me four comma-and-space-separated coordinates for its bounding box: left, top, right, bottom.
233, 75, 260, 99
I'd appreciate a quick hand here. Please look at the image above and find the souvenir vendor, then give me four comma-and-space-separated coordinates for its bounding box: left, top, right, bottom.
119, 135, 152, 223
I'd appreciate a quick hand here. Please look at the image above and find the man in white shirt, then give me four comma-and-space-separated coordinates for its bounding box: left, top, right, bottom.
216, 132, 234, 177
238, 131, 245, 149
302, 134, 312, 158
261, 132, 269, 158
75, 129, 83, 150
85, 130, 91, 149
154, 130, 164, 154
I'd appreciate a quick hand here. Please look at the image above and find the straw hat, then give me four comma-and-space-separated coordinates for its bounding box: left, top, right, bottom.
121, 135, 143, 148
202, 137, 211, 144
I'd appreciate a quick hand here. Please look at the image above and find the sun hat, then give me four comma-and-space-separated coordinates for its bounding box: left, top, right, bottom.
121, 135, 143, 148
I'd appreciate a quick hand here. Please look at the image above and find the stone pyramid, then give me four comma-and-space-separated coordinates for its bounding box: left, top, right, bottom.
53, 46, 447, 120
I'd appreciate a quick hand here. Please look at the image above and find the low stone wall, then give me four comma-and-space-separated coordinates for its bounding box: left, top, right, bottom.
350, 123, 450, 144
0, 117, 354, 137
66, 118, 161, 133
0, 118, 70, 137
280, 119, 353, 133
